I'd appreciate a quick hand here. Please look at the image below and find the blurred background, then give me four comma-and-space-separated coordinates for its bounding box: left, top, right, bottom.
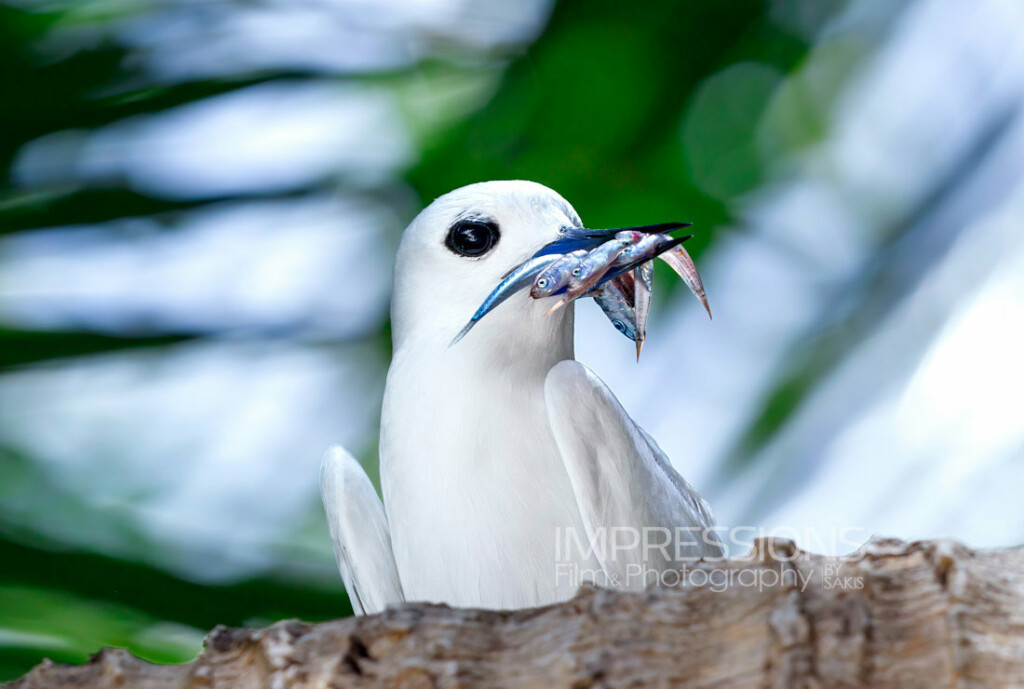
2, 0, 1023, 679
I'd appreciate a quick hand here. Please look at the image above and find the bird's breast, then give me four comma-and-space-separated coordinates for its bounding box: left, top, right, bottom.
380, 351, 596, 609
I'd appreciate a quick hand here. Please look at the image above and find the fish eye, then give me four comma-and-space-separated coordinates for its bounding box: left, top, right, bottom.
571, 267, 582, 277
445, 219, 500, 258
613, 320, 627, 333
537, 278, 548, 288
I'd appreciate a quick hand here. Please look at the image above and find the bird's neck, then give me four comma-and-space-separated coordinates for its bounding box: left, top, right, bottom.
390, 298, 576, 382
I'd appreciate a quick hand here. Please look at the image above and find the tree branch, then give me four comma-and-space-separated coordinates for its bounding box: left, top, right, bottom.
8, 538, 1024, 688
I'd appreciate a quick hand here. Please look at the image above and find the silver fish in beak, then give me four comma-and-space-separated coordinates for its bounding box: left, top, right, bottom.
592, 259, 653, 360
594, 272, 638, 343
545, 237, 631, 314
658, 245, 711, 319
530, 250, 588, 299
633, 262, 653, 359
546, 231, 682, 320
451, 221, 708, 350
614, 233, 663, 266
609, 233, 688, 277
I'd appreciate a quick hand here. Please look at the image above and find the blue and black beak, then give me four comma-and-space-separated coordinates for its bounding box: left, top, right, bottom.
532, 222, 692, 257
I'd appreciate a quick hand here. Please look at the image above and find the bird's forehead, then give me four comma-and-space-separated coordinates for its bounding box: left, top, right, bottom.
427, 181, 581, 233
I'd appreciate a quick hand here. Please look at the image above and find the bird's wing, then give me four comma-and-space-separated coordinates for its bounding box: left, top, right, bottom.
320, 446, 405, 615
544, 361, 723, 586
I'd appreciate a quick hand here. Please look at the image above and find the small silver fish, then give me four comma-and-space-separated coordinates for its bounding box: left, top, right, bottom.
530, 250, 587, 298
453, 225, 707, 350
615, 233, 665, 267
583, 233, 686, 295
613, 230, 647, 245
594, 272, 638, 343
658, 245, 711, 319
564, 238, 630, 298
633, 262, 653, 358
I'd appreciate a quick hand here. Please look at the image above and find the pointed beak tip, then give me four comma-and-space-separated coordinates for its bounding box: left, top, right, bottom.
450, 321, 475, 345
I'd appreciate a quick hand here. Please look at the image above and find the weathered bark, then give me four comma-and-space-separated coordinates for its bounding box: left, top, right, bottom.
8, 538, 1024, 689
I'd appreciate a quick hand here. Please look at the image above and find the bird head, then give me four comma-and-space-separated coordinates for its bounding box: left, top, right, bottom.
390, 180, 704, 363
391, 181, 582, 358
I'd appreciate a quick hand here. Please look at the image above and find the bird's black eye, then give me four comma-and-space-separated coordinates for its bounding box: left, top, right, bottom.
445, 219, 500, 257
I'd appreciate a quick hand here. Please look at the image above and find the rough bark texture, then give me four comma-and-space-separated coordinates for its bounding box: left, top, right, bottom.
8, 538, 1024, 689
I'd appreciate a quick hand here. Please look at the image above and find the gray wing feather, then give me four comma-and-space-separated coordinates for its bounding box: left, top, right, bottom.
544, 361, 722, 588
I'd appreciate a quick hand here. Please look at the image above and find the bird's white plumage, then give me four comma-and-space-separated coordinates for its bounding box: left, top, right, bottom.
322, 181, 719, 611
320, 446, 403, 614
545, 360, 722, 584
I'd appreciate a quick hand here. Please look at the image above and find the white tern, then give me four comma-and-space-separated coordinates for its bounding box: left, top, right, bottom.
321, 180, 721, 613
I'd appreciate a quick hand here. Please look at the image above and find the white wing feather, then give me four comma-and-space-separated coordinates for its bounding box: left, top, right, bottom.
544, 360, 723, 587
320, 446, 405, 615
